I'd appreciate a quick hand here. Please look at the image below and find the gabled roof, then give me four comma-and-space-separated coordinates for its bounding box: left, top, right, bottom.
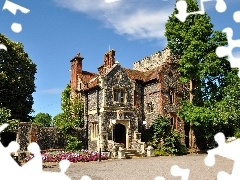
80, 62, 169, 91
78, 71, 98, 90
124, 66, 162, 83
123, 68, 145, 81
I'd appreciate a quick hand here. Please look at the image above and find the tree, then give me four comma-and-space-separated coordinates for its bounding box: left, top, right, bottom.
0, 107, 19, 131
0, 34, 37, 122
178, 70, 240, 146
55, 84, 84, 132
52, 113, 64, 127
54, 84, 84, 152
165, 0, 233, 150
32, 112, 53, 127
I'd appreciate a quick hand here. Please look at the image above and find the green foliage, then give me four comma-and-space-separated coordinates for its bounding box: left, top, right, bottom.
0, 107, 19, 131
54, 84, 84, 152
32, 112, 53, 127
165, 0, 240, 147
151, 115, 186, 155
52, 113, 64, 127
55, 84, 84, 132
0, 106, 11, 122
165, 0, 230, 97
0, 34, 37, 122
234, 129, 240, 139
154, 149, 168, 156
178, 69, 240, 141
65, 135, 82, 152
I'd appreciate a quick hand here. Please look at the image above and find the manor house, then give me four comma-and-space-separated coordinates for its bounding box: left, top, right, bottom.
70, 48, 188, 152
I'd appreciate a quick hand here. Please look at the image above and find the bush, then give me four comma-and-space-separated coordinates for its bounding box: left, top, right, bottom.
151, 114, 186, 155
234, 129, 240, 138
65, 135, 82, 152
157, 130, 186, 155
154, 149, 168, 156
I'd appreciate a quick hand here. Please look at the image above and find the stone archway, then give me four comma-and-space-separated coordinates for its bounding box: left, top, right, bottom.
115, 123, 126, 147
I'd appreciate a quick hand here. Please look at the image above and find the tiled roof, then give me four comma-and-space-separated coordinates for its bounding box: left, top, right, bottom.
123, 68, 145, 81
78, 71, 98, 90
80, 65, 165, 91
124, 66, 162, 82
143, 66, 162, 82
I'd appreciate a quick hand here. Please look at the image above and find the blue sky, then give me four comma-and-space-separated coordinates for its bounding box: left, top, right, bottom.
0, 0, 239, 118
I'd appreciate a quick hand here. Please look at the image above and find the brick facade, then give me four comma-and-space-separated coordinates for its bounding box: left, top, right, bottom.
70, 48, 188, 151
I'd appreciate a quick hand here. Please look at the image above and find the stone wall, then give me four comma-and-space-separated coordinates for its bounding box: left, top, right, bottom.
89, 140, 98, 151
87, 89, 103, 110
17, 122, 84, 160
143, 80, 160, 128
104, 64, 134, 108
133, 48, 171, 72
134, 82, 144, 132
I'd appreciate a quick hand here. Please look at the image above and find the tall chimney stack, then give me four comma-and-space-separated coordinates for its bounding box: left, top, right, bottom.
70, 53, 84, 91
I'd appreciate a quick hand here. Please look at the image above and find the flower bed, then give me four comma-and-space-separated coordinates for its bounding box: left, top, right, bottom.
24, 149, 110, 163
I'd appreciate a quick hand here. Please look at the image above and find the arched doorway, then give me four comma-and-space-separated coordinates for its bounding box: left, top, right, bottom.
115, 123, 126, 147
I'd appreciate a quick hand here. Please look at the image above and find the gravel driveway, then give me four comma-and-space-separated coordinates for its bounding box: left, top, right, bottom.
44, 154, 234, 180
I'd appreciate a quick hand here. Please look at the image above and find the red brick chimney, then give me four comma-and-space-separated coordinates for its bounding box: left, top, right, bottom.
98, 49, 116, 74
70, 53, 84, 91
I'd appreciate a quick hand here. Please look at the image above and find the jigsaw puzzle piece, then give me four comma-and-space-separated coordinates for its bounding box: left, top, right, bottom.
205, 133, 240, 179
0, 124, 22, 178
21, 142, 43, 175
217, 171, 232, 180
175, 0, 188, 22
217, 168, 240, 180
81, 175, 92, 180
205, 132, 240, 163
154, 176, 165, 180
233, 11, 240, 23
171, 165, 190, 180
215, 0, 227, 13
175, 0, 226, 22
215, 27, 240, 76
40, 160, 92, 180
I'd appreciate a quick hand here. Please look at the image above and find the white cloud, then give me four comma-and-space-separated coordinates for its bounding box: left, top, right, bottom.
53, 0, 174, 41
41, 88, 63, 94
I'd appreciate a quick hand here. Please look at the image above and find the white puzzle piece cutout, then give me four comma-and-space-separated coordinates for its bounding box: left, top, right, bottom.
0, 44, 7, 51
154, 165, 190, 180
205, 132, 240, 180
215, 27, 240, 77
0, 123, 75, 180
233, 11, 240, 23
2, 0, 30, 15
2, 0, 30, 33
175, 0, 226, 22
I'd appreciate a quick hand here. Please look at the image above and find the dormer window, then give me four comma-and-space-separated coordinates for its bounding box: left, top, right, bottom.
113, 89, 125, 103
147, 102, 153, 113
